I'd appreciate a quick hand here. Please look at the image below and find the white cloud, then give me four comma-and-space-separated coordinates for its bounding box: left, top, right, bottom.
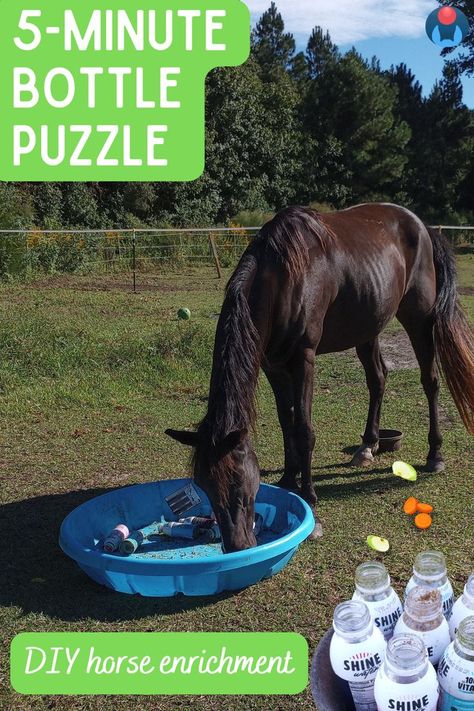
247, 0, 435, 45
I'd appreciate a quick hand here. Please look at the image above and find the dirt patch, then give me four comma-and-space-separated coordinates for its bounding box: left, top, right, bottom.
20, 273, 221, 294
380, 331, 418, 371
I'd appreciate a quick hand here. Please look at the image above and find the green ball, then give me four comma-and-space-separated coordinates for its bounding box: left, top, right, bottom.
177, 307, 191, 320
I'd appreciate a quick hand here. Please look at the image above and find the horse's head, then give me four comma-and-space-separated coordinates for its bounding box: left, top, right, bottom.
165, 427, 260, 553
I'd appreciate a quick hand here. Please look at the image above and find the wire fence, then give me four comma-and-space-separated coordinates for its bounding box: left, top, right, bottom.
0, 224, 472, 291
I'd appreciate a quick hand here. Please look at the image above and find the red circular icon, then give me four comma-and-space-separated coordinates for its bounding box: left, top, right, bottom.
438, 7, 457, 25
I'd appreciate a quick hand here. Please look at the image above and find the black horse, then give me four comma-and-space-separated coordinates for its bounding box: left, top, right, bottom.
166, 204, 474, 552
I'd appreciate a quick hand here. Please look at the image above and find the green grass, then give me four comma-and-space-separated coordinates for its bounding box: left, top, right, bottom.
0, 262, 473, 711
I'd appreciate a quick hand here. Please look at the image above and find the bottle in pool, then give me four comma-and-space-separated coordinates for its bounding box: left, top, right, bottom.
394, 586, 450, 666
449, 574, 474, 641
438, 615, 474, 710
352, 561, 403, 641
374, 633, 439, 711
330, 600, 386, 711
405, 551, 454, 620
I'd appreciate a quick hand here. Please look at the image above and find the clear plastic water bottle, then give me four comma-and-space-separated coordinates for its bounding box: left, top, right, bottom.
449, 574, 474, 641
352, 561, 403, 641
329, 600, 386, 711
374, 633, 439, 711
438, 615, 474, 710
394, 586, 450, 666
405, 551, 454, 620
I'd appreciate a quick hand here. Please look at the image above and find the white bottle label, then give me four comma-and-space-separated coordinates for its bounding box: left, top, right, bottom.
374, 662, 439, 711
330, 630, 386, 711
394, 616, 451, 666
353, 589, 403, 641
438, 642, 474, 710
449, 597, 474, 640
405, 578, 454, 620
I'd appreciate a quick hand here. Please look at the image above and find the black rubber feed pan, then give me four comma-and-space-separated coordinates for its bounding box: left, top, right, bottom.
360, 429, 404, 454
311, 629, 356, 711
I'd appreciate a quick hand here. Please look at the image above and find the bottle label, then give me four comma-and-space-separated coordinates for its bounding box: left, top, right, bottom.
438, 644, 474, 709
354, 590, 403, 640
349, 679, 378, 711
448, 599, 474, 640
330, 632, 386, 711
375, 664, 439, 711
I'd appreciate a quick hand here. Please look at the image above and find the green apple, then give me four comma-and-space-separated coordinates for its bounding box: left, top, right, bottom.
366, 535, 390, 552
392, 461, 417, 481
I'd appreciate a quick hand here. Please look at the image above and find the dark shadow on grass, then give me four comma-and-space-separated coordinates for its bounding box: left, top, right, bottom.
313, 466, 445, 501
0, 488, 239, 623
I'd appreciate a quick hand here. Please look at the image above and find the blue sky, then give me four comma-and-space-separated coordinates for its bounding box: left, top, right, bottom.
246, 1, 473, 107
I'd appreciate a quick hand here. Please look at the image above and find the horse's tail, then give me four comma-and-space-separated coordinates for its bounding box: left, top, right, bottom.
428, 227, 474, 434
259, 206, 332, 282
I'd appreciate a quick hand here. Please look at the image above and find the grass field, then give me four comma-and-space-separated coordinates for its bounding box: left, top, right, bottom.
0, 257, 473, 711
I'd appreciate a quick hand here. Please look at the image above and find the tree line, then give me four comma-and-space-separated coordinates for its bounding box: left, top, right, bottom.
1, 2, 473, 231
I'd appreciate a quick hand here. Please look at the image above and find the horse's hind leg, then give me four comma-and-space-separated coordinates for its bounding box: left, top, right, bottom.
263, 366, 299, 491
397, 313, 444, 472
350, 339, 388, 467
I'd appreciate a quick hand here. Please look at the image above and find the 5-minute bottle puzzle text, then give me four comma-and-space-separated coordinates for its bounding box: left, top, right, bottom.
0, 2, 250, 181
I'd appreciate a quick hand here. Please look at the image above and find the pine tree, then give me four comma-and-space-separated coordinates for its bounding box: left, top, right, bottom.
251, 2, 295, 79
306, 27, 339, 79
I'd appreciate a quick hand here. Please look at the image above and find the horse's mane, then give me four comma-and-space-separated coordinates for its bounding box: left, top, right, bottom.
193, 253, 261, 501
257, 205, 332, 282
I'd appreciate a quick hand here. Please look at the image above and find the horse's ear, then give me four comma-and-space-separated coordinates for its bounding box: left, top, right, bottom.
214, 429, 247, 458
165, 429, 200, 447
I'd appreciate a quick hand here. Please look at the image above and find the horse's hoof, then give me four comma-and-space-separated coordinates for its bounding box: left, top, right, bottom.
350, 446, 375, 468
308, 512, 323, 540
426, 459, 445, 473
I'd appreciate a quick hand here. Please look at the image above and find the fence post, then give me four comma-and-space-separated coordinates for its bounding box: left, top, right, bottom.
132, 229, 137, 293
209, 234, 222, 279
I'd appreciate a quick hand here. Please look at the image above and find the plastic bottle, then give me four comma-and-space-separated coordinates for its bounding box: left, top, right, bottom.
394, 586, 450, 666
352, 561, 403, 641
405, 551, 455, 620
103, 524, 129, 553
330, 600, 386, 711
449, 574, 474, 640
161, 521, 200, 539
438, 615, 474, 710
374, 633, 439, 711
120, 521, 164, 554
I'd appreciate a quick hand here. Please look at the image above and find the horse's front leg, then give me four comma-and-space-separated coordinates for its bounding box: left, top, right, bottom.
291, 347, 323, 538
263, 366, 299, 491
351, 339, 387, 467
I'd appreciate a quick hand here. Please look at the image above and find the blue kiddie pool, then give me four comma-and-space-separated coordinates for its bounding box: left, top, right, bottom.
59, 479, 314, 597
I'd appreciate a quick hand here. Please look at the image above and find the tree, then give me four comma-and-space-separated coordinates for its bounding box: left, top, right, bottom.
413, 61, 473, 221
305, 49, 411, 204
439, 0, 474, 75
306, 27, 339, 79
251, 2, 295, 79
